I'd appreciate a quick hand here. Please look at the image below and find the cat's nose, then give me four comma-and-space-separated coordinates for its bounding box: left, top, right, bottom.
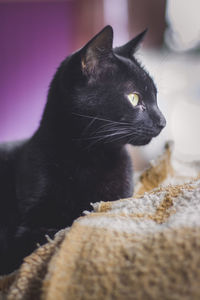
157, 116, 166, 129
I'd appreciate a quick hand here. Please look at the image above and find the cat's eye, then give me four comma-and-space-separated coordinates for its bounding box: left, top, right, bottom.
127, 93, 140, 107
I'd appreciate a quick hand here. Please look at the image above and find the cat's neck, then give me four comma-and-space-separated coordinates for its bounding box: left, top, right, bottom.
33, 110, 124, 165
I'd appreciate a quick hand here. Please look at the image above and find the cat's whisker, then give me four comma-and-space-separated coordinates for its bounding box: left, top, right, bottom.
107, 132, 140, 144
85, 130, 141, 149
96, 125, 130, 134
81, 118, 118, 137
78, 126, 147, 143
86, 130, 130, 141
73, 130, 126, 142
74, 114, 155, 148
81, 117, 97, 136
72, 112, 130, 125
84, 120, 131, 137
89, 122, 117, 135
84, 130, 130, 149
77, 113, 155, 139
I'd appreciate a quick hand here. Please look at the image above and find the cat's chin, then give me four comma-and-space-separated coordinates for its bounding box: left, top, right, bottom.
129, 137, 152, 146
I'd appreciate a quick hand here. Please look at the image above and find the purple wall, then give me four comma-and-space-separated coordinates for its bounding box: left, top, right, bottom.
0, 2, 74, 142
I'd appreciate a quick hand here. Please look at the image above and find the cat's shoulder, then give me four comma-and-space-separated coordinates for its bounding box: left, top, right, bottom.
0, 139, 28, 161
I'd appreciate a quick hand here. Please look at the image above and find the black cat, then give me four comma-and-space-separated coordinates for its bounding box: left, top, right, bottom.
0, 26, 166, 274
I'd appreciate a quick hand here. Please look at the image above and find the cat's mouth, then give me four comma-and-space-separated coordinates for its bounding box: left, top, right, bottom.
130, 136, 152, 146
128, 126, 163, 146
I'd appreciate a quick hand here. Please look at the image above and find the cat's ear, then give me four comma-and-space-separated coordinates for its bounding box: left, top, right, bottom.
81, 25, 113, 76
115, 29, 147, 58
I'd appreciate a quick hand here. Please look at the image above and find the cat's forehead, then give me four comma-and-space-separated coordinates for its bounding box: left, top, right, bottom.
115, 53, 147, 78
114, 53, 156, 93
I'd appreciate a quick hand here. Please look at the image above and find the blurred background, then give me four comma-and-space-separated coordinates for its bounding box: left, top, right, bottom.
0, 0, 200, 169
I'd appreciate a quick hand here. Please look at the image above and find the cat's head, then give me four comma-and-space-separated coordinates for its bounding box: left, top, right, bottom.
56, 26, 166, 148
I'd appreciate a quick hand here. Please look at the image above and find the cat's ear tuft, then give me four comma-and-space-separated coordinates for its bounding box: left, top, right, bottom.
115, 29, 147, 58
81, 26, 114, 75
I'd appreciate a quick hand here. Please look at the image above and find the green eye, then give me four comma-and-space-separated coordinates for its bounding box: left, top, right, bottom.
127, 93, 140, 106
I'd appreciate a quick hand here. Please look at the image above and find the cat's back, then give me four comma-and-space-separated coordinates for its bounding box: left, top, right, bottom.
0, 139, 27, 169
0, 139, 27, 223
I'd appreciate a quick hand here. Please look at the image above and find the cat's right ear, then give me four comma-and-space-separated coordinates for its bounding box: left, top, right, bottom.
80, 26, 113, 76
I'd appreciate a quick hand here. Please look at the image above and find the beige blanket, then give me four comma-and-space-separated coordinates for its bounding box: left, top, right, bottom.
1, 143, 200, 300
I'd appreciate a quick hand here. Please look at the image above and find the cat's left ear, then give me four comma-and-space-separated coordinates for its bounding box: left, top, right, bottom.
115, 29, 147, 58
81, 25, 113, 76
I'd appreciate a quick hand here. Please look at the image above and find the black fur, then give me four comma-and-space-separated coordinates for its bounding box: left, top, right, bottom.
0, 26, 166, 274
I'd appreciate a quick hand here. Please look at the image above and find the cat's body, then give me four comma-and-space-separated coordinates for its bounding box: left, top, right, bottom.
0, 26, 166, 274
